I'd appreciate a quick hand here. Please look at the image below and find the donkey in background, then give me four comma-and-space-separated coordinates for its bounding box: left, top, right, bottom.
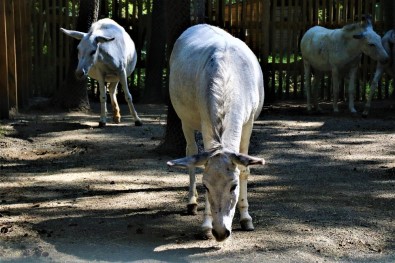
301, 15, 389, 114
363, 29, 395, 117
61, 18, 142, 127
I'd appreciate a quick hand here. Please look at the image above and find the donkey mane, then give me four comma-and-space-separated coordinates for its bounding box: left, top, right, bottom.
342, 23, 361, 32
206, 47, 231, 147
342, 16, 372, 32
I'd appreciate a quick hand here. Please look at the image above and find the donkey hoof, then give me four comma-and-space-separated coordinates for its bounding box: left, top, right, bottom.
98, 121, 106, 128
198, 228, 213, 240
135, 120, 143, 126
240, 219, 254, 231
187, 204, 198, 215
113, 116, 121, 124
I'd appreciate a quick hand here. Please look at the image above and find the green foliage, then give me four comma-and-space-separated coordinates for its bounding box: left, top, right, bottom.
268, 54, 302, 64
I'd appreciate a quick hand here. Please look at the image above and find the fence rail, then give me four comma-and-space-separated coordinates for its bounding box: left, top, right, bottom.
1, 0, 392, 119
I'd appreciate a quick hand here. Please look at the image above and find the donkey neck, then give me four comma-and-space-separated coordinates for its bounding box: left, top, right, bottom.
339, 28, 366, 60
202, 107, 243, 153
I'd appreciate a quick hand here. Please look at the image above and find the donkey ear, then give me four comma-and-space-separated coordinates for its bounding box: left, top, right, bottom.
96, 36, 115, 43
361, 14, 373, 28
353, 33, 365, 40
390, 30, 395, 43
228, 152, 265, 167
167, 152, 210, 169
60, 28, 86, 40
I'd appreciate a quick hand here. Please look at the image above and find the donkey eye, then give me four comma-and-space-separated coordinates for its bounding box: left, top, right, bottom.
230, 184, 237, 192
203, 184, 209, 192
368, 43, 375, 47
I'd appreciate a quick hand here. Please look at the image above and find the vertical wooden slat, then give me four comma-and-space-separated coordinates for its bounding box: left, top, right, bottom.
32, 0, 38, 96
14, 0, 27, 107
25, 0, 32, 99
270, 0, 276, 98
0, 0, 9, 119
284, 0, 291, 98
5, 0, 17, 111
51, 0, 57, 90
58, 0, 65, 88
261, 0, 269, 97
277, 0, 285, 99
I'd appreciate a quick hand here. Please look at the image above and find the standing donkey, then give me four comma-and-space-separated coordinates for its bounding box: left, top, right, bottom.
167, 24, 265, 242
363, 29, 395, 117
301, 15, 389, 114
61, 18, 142, 127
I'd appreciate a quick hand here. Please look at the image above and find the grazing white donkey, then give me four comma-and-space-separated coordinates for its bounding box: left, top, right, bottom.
363, 29, 395, 117
61, 18, 142, 127
301, 15, 389, 113
167, 24, 265, 242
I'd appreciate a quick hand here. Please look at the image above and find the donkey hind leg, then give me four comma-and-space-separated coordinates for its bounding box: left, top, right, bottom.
98, 79, 108, 127
312, 72, 323, 112
347, 67, 358, 113
108, 82, 121, 123
363, 66, 384, 117
119, 70, 142, 126
304, 61, 313, 111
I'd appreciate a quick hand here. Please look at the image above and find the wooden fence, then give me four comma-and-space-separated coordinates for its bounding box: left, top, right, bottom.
0, 0, 31, 119
1, 0, 392, 119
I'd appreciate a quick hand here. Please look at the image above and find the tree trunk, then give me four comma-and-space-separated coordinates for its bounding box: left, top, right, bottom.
141, 0, 166, 104
156, 0, 190, 156
52, 0, 99, 110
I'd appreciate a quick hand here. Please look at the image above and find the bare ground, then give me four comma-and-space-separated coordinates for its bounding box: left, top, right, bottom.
0, 100, 395, 263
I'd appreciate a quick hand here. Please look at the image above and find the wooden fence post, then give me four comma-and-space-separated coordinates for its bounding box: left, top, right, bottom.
6, 0, 17, 112
14, 0, 28, 108
0, 0, 9, 119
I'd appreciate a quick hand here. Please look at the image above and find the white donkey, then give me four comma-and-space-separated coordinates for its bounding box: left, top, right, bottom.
363, 29, 395, 117
167, 24, 265, 242
61, 18, 142, 127
301, 15, 389, 113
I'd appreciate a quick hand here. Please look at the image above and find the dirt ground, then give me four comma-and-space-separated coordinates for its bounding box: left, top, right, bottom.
0, 99, 395, 263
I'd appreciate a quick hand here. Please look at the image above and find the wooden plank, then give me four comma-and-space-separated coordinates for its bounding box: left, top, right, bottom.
32, 0, 39, 96
25, 0, 32, 99
0, 0, 9, 119
21, 0, 31, 105
285, 0, 291, 98
5, 0, 17, 111
58, 0, 65, 87
261, 0, 270, 96
14, 0, 26, 107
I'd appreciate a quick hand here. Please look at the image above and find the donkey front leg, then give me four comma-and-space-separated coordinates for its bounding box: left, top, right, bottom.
201, 192, 214, 239
119, 70, 142, 126
331, 68, 340, 113
238, 121, 254, 231
238, 166, 254, 231
182, 124, 199, 215
347, 67, 358, 113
